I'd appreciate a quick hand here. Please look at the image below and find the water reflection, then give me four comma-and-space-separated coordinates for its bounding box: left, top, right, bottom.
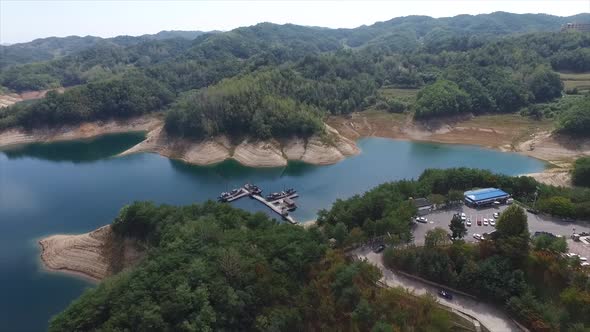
168, 157, 322, 182
1, 133, 145, 163
169, 158, 286, 182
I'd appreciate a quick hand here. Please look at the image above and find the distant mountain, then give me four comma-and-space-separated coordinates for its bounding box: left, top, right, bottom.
329, 11, 590, 47
1, 11, 588, 91
140, 30, 212, 40
0, 30, 208, 68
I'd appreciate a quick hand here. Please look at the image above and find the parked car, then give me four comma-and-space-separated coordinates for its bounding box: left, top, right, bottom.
477, 219, 482, 226
415, 217, 428, 223
581, 262, 590, 267
483, 219, 489, 226
373, 244, 386, 253
566, 253, 578, 258
490, 219, 496, 226
580, 257, 588, 262
493, 212, 500, 218
473, 233, 482, 240
466, 219, 472, 226
438, 289, 453, 300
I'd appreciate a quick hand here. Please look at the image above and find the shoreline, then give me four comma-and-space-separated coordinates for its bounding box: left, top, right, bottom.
38, 226, 112, 282
0, 116, 360, 168
1, 113, 588, 181
0, 115, 162, 150
38, 225, 144, 282
115, 122, 361, 167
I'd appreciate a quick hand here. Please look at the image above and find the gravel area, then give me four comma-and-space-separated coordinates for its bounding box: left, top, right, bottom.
412, 204, 590, 246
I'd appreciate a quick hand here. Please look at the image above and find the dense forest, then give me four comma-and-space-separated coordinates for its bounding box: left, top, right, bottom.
384, 205, 590, 331
1, 12, 590, 139
49, 201, 453, 331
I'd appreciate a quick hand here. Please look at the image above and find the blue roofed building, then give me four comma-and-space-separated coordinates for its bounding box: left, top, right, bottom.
464, 188, 510, 207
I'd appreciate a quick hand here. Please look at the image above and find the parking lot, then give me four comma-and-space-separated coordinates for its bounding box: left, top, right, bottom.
413, 203, 590, 247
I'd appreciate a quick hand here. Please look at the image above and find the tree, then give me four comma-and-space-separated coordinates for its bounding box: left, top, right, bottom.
449, 214, 467, 240
572, 156, 590, 187
333, 222, 348, 246
428, 194, 446, 207
526, 66, 563, 103
533, 234, 568, 253
536, 196, 575, 217
371, 321, 394, 332
425, 228, 450, 248
495, 205, 530, 262
352, 299, 374, 330
446, 190, 464, 206
414, 79, 471, 119
558, 96, 590, 137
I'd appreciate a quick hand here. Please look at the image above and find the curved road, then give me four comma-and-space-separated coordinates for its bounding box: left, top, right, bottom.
354, 247, 520, 332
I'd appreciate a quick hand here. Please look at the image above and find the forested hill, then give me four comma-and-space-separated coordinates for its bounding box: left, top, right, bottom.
0, 30, 208, 69
2, 12, 586, 71
1, 12, 589, 141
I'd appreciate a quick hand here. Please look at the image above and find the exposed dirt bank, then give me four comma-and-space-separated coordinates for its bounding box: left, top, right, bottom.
2, 110, 588, 172
524, 169, 573, 187
0, 114, 358, 167
0, 88, 66, 108
39, 225, 144, 282
119, 123, 360, 167
327, 111, 590, 180
0, 116, 163, 149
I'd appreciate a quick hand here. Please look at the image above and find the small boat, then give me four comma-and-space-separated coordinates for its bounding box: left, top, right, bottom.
283, 197, 297, 211
266, 188, 297, 201
218, 192, 231, 202
218, 188, 243, 202
244, 183, 262, 195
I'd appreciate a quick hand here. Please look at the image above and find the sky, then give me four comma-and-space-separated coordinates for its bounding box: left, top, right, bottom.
1, 0, 589, 44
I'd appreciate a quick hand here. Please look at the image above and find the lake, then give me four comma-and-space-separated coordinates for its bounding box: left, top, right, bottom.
0, 134, 546, 331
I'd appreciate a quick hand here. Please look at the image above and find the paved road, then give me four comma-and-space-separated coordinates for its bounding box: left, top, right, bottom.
413, 204, 590, 247
355, 247, 520, 332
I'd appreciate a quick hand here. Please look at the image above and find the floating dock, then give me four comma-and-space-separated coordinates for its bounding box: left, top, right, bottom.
225, 188, 249, 202
219, 185, 298, 224
267, 193, 299, 203
251, 194, 297, 224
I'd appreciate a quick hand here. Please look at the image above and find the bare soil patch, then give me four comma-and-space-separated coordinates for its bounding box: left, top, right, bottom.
39, 225, 144, 281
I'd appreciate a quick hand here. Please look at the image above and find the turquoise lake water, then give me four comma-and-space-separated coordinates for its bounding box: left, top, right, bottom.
0, 134, 546, 331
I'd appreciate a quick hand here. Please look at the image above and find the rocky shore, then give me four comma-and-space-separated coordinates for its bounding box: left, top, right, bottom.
0, 115, 162, 149
39, 225, 143, 282
0, 115, 359, 167
117, 122, 360, 167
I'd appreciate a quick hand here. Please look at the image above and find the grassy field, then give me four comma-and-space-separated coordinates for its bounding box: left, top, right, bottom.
459, 114, 554, 148
559, 72, 590, 93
